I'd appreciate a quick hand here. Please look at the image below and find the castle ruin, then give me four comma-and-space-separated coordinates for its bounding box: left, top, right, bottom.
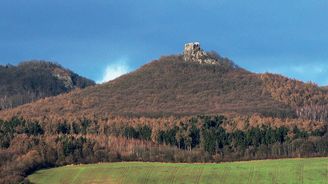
183, 42, 218, 64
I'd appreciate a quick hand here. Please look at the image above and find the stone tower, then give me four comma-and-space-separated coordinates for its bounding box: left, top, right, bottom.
183, 42, 218, 64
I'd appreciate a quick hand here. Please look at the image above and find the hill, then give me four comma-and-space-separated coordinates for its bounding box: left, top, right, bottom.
1, 43, 328, 124
0, 55, 294, 121
0, 61, 95, 110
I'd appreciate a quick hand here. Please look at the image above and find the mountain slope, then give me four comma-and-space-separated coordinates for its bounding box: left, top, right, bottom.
0, 61, 95, 110
0, 55, 294, 120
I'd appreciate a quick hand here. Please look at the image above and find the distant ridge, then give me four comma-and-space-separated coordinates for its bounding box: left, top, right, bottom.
0, 61, 95, 110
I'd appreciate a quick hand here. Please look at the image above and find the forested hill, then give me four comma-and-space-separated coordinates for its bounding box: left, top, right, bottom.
0, 61, 95, 110
1, 53, 328, 125
0, 54, 293, 121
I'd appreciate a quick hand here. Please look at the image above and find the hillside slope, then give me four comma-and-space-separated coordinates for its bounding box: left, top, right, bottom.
0, 61, 95, 110
261, 73, 328, 121
0, 55, 294, 120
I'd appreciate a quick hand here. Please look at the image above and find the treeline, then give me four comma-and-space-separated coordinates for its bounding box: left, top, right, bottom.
157, 116, 327, 160
0, 116, 327, 183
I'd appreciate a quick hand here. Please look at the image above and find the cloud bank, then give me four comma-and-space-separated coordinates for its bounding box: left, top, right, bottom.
97, 58, 130, 84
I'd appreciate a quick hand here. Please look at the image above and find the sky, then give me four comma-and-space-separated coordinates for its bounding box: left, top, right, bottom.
1, 0, 328, 85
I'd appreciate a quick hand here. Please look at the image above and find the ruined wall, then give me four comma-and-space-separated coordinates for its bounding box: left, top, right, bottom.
183, 42, 218, 64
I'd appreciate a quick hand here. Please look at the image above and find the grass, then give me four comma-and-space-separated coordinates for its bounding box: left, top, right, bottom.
28, 157, 328, 184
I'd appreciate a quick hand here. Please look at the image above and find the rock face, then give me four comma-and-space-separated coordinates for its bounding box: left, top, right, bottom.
183, 42, 218, 64
52, 67, 74, 89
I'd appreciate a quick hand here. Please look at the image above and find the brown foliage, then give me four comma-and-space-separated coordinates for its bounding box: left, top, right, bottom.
261, 73, 328, 121
0, 56, 293, 121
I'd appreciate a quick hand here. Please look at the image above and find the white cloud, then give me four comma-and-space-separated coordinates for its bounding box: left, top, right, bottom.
97, 58, 130, 84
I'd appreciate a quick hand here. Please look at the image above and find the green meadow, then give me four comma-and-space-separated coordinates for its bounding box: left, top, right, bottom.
29, 157, 328, 184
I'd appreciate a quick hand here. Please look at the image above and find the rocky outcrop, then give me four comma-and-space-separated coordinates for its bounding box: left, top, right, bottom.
52, 67, 74, 89
183, 42, 218, 64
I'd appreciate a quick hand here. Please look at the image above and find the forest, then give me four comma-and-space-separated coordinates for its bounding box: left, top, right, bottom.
0, 115, 327, 184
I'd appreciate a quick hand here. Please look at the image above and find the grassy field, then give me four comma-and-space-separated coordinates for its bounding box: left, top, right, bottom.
29, 157, 328, 184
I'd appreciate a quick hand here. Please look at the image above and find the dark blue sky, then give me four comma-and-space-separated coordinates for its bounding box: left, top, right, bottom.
1, 0, 328, 84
